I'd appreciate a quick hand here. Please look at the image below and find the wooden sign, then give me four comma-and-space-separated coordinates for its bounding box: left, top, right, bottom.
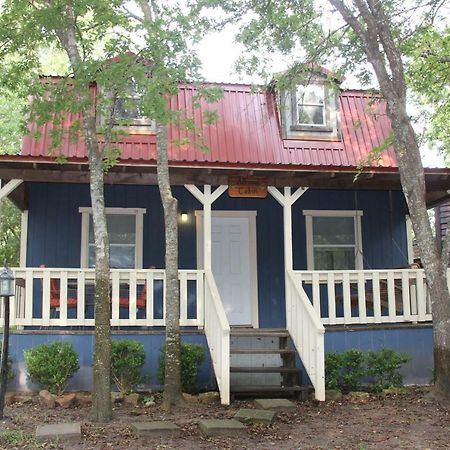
228, 176, 268, 198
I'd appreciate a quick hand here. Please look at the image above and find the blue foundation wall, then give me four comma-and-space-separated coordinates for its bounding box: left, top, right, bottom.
26, 183, 409, 328
8, 332, 214, 392
9, 327, 432, 392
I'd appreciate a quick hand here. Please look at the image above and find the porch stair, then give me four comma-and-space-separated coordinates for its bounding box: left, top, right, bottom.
229, 328, 311, 400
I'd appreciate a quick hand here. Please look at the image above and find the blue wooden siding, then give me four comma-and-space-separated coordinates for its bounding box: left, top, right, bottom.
325, 326, 433, 385
26, 183, 408, 328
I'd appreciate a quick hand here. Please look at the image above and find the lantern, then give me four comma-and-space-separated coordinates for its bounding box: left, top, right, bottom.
0, 266, 14, 298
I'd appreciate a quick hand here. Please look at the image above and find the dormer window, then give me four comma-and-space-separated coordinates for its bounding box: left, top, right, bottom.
113, 84, 152, 128
98, 83, 155, 133
295, 85, 326, 126
279, 73, 340, 141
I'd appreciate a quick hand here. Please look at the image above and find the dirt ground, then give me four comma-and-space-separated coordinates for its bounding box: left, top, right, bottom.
0, 387, 449, 449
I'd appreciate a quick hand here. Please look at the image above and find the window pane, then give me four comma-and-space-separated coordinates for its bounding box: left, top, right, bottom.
313, 217, 355, 245
88, 245, 135, 269
297, 85, 325, 105
110, 246, 135, 269
298, 105, 325, 125
314, 247, 355, 270
89, 215, 135, 245
114, 98, 145, 121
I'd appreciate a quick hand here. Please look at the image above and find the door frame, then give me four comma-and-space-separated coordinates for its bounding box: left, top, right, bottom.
195, 210, 259, 328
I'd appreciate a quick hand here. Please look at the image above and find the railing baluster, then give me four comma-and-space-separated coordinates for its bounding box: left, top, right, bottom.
357, 271, 367, 323
129, 271, 137, 324
416, 271, 426, 321
42, 271, 51, 326
59, 271, 68, 326
327, 272, 336, 325
196, 271, 204, 327
111, 271, 120, 325
402, 271, 411, 321
387, 271, 396, 321
312, 272, 321, 316
77, 271, 85, 325
179, 271, 188, 325
343, 272, 351, 322
146, 272, 154, 326
372, 272, 382, 323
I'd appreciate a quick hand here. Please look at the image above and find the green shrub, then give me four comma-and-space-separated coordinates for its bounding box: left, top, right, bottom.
0, 345, 14, 382
157, 342, 205, 393
24, 342, 79, 395
325, 349, 365, 392
325, 348, 410, 393
111, 339, 146, 394
366, 347, 410, 393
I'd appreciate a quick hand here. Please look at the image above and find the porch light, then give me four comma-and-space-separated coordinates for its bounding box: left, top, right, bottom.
181, 211, 189, 223
0, 265, 14, 298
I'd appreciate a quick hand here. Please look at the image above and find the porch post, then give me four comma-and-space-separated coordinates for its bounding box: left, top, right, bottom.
184, 184, 228, 271
268, 187, 308, 272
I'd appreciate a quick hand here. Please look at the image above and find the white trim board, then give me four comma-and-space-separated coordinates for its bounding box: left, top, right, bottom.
196, 210, 259, 328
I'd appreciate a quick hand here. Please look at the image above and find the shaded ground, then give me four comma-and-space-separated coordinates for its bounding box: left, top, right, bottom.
0, 387, 449, 449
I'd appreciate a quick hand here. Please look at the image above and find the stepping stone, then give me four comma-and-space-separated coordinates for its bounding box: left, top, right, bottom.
235, 408, 276, 424
132, 421, 181, 438
36, 422, 81, 442
198, 419, 246, 436
254, 398, 296, 411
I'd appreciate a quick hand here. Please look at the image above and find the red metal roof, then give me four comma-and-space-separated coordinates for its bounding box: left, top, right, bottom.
20, 83, 398, 170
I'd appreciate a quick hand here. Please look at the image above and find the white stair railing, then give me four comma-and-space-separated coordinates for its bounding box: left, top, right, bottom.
204, 270, 230, 405
286, 269, 325, 401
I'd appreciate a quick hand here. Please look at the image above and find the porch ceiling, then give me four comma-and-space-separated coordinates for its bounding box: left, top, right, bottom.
1, 158, 450, 210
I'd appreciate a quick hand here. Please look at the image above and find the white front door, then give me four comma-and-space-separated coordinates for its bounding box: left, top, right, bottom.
197, 211, 258, 326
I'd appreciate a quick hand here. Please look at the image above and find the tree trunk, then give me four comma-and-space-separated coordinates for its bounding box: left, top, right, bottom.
328, 0, 450, 398
0, 295, 10, 419
54, 6, 113, 420
156, 122, 183, 410
88, 137, 112, 421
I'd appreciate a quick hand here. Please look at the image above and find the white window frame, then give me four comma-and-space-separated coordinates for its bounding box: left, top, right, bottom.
79, 207, 146, 269
303, 210, 363, 270
295, 84, 326, 127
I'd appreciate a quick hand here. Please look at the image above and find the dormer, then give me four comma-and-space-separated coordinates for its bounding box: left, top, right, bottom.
277, 69, 341, 141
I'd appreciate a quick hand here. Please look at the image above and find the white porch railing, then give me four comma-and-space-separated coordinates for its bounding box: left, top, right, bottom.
3, 267, 204, 327
286, 269, 325, 401
293, 269, 433, 325
204, 270, 230, 405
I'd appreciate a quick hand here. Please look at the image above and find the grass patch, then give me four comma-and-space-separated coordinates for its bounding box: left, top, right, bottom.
0, 429, 50, 449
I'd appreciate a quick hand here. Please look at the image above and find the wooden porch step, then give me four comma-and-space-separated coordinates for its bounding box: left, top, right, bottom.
230, 366, 300, 373
230, 385, 311, 395
230, 328, 289, 337
230, 348, 295, 355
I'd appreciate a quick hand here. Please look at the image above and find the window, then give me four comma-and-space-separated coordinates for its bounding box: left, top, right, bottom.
295, 84, 326, 126
304, 210, 363, 270
99, 84, 155, 133
279, 75, 340, 140
79, 208, 146, 269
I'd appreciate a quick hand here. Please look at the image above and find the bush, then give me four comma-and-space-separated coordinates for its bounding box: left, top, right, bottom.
111, 340, 146, 394
325, 348, 410, 393
366, 348, 410, 393
24, 342, 79, 395
0, 345, 14, 382
325, 349, 365, 392
157, 342, 205, 393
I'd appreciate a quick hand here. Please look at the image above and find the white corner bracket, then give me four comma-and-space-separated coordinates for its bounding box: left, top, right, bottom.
0, 179, 23, 202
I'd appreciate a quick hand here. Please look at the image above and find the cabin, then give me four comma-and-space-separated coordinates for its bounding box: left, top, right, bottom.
0, 72, 449, 404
